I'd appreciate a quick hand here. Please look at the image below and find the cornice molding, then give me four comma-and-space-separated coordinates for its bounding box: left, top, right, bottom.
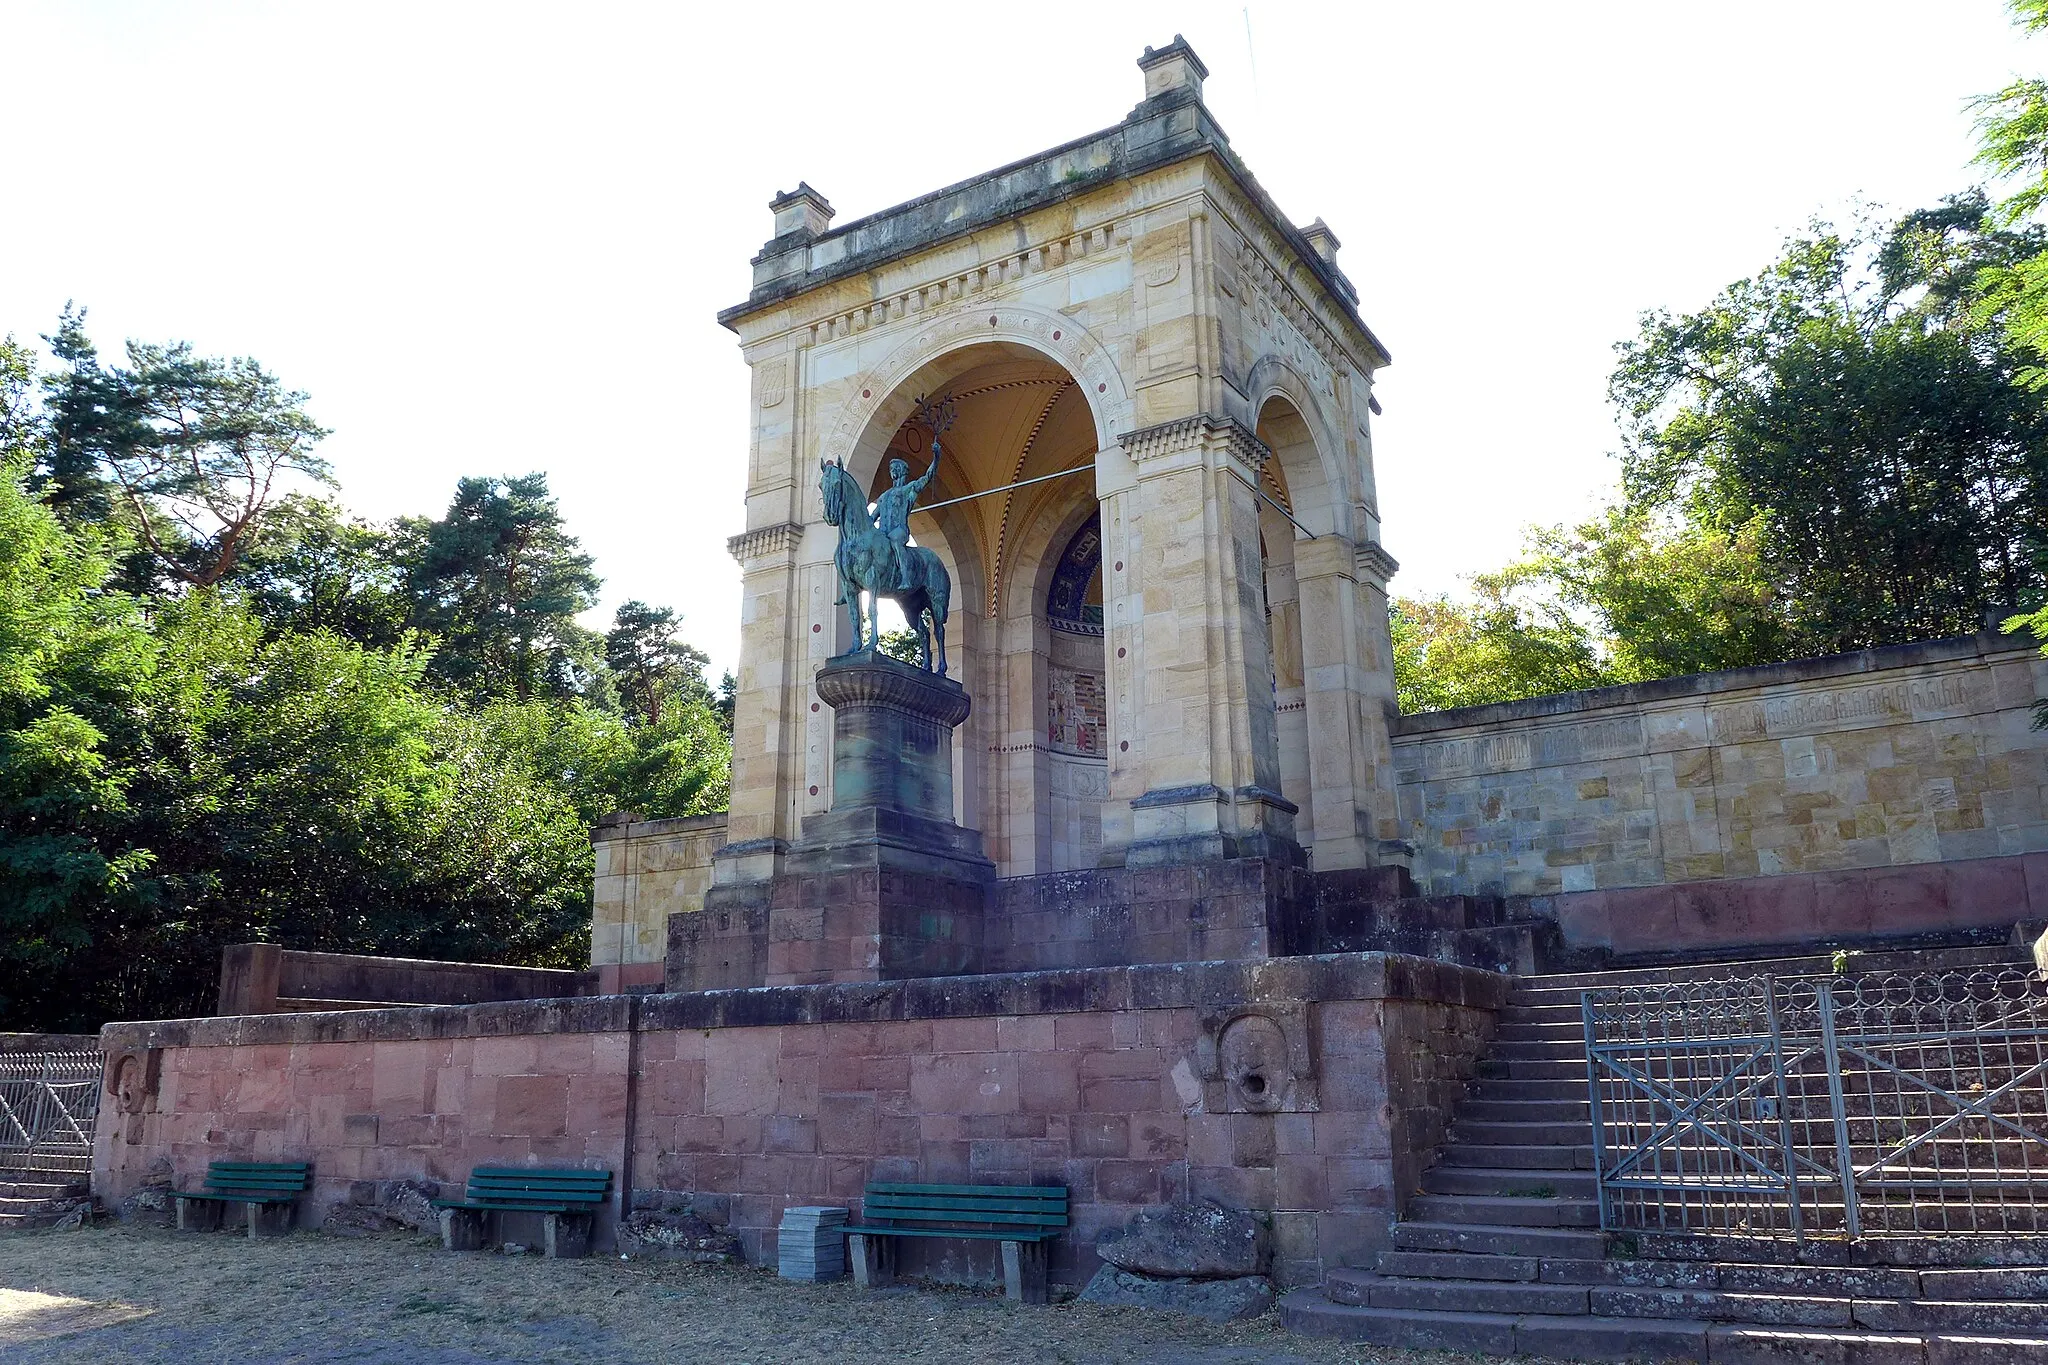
1116, 413, 1270, 474
727, 522, 804, 564
1355, 540, 1400, 586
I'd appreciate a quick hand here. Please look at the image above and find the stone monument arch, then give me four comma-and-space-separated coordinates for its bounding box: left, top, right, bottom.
675, 34, 1408, 990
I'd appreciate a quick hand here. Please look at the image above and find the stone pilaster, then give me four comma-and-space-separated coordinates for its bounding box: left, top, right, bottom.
1112, 414, 1297, 866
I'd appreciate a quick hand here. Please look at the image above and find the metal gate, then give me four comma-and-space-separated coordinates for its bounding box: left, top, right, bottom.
1585, 968, 2048, 1237
0, 1042, 102, 1178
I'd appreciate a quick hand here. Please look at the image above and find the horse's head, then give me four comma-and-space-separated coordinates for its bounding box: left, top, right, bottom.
819, 458, 844, 527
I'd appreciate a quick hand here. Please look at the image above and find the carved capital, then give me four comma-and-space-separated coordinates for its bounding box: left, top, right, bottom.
1116, 413, 1271, 474
1354, 539, 1400, 587
726, 522, 804, 564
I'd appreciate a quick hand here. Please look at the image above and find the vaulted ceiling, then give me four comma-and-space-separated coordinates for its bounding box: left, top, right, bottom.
870, 356, 1096, 618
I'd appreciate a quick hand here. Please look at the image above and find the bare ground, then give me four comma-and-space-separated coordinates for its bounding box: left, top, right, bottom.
0, 1222, 1555, 1365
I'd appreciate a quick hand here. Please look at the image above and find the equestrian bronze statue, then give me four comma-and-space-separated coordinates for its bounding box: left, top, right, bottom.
819, 396, 955, 675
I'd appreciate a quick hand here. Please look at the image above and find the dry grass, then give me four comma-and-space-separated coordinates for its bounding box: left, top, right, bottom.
0, 1222, 1548, 1364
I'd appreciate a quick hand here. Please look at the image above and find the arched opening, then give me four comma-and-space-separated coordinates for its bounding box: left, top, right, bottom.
1256, 395, 1323, 858
1044, 514, 1107, 871
853, 343, 1100, 875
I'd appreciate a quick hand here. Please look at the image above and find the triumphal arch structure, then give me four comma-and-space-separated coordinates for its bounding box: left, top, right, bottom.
711, 37, 1403, 934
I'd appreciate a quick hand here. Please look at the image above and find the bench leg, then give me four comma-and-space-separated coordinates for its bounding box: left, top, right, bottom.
848, 1233, 894, 1289
174, 1197, 222, 1233
1001, 1239, 1047, 1305
247, 1202, 293, 1239
439, 1207, 488, 1252
542, 1212, 591, 1259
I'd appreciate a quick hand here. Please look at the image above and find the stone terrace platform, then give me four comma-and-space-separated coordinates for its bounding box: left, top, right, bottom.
96, 952, 1502, 1290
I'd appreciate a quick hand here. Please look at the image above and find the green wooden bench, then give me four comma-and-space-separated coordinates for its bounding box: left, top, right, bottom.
172, 1160, 312, 1239
844, 1182, 1068, 1303
432, 1166, 612, 1259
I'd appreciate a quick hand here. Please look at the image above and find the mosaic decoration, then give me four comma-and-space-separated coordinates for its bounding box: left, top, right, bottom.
1049, 665, 1106, 757
1047, 514, 1104, 636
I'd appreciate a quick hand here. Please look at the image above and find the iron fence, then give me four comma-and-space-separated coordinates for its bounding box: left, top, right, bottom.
1584, 967, 2048, 1237
0, 1045, 102, 1177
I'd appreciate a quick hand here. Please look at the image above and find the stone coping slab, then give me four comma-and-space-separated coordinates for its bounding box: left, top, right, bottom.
99, 951, 1505, 1052
1392, 627, 2033, 736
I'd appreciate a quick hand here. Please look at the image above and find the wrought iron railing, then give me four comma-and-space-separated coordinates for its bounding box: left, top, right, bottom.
1585, 968, 2048, 1238
0, 1045, 102, 1176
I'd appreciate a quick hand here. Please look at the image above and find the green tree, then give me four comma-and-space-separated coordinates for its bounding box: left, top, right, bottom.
227, 494, 409, 646
36, 309, 334, 587
1522, 507, 1789, 681
1975, 1, 2048, 385
1611, 213, 2048, 654
605, 600, 714, 726
1391, 574, 1610, 715
399, 474, 601, 702
0, 441, 158, 1026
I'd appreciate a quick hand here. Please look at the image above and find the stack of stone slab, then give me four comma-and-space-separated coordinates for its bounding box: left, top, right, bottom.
777, 1206, 848, 1282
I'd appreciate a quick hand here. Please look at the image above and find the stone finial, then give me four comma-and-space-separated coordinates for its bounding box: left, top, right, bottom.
1301, 218, 1341, 266
1138, 34, 1208, 102
769, 183, 834, 240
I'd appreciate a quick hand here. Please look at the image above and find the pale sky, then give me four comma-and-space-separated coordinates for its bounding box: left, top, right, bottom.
1, 1, 2036, 675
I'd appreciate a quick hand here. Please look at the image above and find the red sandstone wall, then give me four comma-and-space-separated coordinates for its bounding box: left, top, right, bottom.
97, 957, 1503, 1288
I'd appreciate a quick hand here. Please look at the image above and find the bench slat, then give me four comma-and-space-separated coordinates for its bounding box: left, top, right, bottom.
864, 1194, 1068, 1217
862, 1213, 1068, 1229
207, 1162, 311, 1173
866, 1182, 1064, 1200
843, 1225, 1063, 1242
469, 1168, 609, 1181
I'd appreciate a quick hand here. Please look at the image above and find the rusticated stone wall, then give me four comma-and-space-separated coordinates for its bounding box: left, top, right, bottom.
97, 953, 1500, 1288
1394, 630, 2048, 902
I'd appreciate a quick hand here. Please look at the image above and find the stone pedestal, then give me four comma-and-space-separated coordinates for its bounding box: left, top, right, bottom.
675, 652, 994, 989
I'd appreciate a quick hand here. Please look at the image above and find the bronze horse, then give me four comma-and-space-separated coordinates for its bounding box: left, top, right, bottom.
818, 458, 954, 675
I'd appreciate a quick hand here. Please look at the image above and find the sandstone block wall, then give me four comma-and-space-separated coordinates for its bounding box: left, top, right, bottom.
97, 954, 1500, 1288
1394, 631, 2048, 901
592, 813, 726, 990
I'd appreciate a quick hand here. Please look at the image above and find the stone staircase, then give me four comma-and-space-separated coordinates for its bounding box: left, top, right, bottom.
0, 1168, 88, 1230
1282, 949, 2048, 1362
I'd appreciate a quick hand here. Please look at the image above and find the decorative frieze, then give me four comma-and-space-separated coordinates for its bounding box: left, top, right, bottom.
806, 220, 1125, 346
726, 521, 804, 564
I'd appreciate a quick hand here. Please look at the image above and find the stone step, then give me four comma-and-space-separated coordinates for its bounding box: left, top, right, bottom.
1421, 1166, 1597, 1198
1456, 1096, 1589, 1123
1389, 1220, 1608, 1259
1591, 1286, 1858, 1328
1377, 1250, 1540, 1282
1856, 1299, 2048, 1333
1453, 1118, 1599, 1146
1328, 1268, 1591, 1315
1464, 1075, 1588, 1102
1499, 1004, 1582, 1027
1542, 1259, 1922, 1298
0, 1181, 83, 1200
1285, 1291, 2048, 1364
1280, 1293, 1717, 1361
1491, 1021, 1590, 1043
1408, 1193, 1602, 1228
1923, 1269, 2048, 1300
1513, 945, 2031, 994
1475, 1057, 1587, 1081
1490, 1039, 1593, 1061
1442, 1142, 1596, 1170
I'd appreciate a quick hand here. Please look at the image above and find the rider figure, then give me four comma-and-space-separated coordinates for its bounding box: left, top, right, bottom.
873, 442, 939, 592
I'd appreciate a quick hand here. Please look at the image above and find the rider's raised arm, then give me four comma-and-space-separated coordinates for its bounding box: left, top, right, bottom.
912, 444, 940, 492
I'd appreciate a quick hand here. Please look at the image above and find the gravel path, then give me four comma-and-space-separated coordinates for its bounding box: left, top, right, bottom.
0, 1223, 1553, 1364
